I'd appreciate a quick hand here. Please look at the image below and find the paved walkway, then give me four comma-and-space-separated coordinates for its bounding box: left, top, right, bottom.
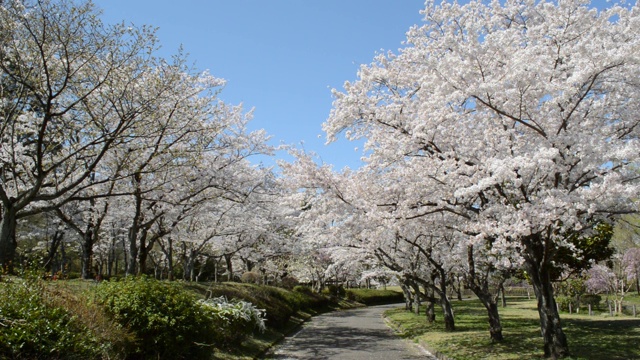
264, 303, 435, 360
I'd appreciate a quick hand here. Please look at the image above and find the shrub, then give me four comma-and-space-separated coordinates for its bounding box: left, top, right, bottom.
280, 276, 299, 290
345, 288, 405, 305
94, 276, 215, 359
0, 277, 101, 359
241, 271, 262, 284
581, 294, 602, 309
556, 295, 578, 312
198, 296, 266, 346
327, 284, 346, 297
293, 285, 314, 295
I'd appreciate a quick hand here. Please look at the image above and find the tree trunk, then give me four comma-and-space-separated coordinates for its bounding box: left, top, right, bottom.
166, 237, 174, 281
425, 284, 436, 323
127, 226, 138, 276
439, 295, 455, 331
401, 283, 413, 311
43, 230, 64, 275
465, 244, 503, 341
127, 172, 143, 276
243, 258, 254, 272
0, 205, 18, 272
224, 253, 234, 281
523, 236, 570, 359
410, 281, 421, 315
487, 301, 504, 341
137, 230, 151, 275
80, 227, 94, 279
437, 271, 455, 331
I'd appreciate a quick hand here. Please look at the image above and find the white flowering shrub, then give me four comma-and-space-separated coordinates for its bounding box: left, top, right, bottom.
198, 296, 266, 345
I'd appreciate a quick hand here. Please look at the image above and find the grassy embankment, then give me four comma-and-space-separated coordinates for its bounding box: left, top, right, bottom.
384, 294, 640, 360
0, 275, 403, 360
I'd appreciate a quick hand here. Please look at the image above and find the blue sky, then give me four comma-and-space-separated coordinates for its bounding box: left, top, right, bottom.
93, 1, 426, 171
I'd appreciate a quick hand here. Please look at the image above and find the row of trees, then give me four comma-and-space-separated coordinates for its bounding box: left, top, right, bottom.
2, 1, 639, 359
281, 0, 640, 359
0, 0, 298, 282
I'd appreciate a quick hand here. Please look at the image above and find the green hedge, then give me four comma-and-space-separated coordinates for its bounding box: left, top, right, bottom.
94, 276, 215, 359
345, 288, 405, 305
201, 283, 329, 328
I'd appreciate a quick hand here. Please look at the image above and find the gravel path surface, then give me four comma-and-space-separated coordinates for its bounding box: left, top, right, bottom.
264, 303, 436, 360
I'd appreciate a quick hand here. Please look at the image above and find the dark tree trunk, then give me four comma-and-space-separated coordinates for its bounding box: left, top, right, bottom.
166, 237, 174, 281
0, 206, 18, 272
467, 290, 504, 342
127, 173, 143, 276
440, 295, 455, 331
500, 284, 507, 307
224, 253, 234, 281
243, 258, 254, 272
437, 271, 455, 331
137, 230, 156, 275
107, 236, 117, 277
523, 234, 569, 359
486, 301, 504, 341
425, 284, 436, 323
80, 227, 94, 279
468, 293, 505, 342
465, 245, 504, 342
401, 282, 413, 311
127, 226, 138, 276
138, 232, 148, 275
410, 281, 421, 315
43, 230, 64, 275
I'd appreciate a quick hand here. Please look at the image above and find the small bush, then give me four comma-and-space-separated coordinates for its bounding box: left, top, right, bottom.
293, 285, 314, 295
198, 296, 266, 346
327, 284, 346, 297
345, 288, 405, 305
556, 295, 578, 312
280, 276, 299, 290
0, 277, 101, 359
94, 276, 214, 360
241, 271, 262, 284
581, 294, 602, 309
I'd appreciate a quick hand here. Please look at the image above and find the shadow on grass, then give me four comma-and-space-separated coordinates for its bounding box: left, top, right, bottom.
386, 298, 640, 360
564, 318, 640, 360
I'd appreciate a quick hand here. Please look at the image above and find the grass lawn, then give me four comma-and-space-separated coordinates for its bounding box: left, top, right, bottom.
384, 298, 640, 360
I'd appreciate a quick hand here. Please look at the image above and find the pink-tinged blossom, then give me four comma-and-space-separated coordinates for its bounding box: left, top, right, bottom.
586, 264, 617, 294
623, 248, 640, 282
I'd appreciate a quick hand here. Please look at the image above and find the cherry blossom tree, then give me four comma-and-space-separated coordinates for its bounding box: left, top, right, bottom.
622, 248, 640, 295
324, 0, 639, 357
585, 262, 632, 314
0, 0, 159, 269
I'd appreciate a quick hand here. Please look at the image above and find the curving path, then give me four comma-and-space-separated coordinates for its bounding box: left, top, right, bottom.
264, 303, 435, 360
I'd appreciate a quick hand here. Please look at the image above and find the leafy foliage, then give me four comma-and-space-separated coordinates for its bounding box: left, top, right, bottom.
0, 277, 101, 359
345, 288, 404, 305
198, 296, 266, 346
94, 276, 215, 359
553, 222, 615, 280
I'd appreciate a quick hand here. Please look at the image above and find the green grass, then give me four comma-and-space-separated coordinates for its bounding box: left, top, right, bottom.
384, 298, 640, 360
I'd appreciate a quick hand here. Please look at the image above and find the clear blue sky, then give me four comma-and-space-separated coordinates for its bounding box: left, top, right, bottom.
93, 0, 426, 171
93, 0, 615, 171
